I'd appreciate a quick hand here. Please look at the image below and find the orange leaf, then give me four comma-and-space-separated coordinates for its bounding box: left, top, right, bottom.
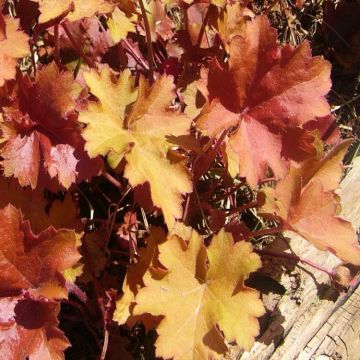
133, 229, 265, 358
0, 204, 81, 299
260, 140, 360, 265
114, 227, 166, 328
34, 0, 115, 23
0, 204, 81, 358
0, 176, 82, 233
0, 15, 29, 86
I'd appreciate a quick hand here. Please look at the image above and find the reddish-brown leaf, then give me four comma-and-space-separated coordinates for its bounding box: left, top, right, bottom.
0, 298, 70, 360
197, 15, 337, 186
0, 63, 102, 189
0, 176, 82, 233
0, 204, 81, 299
0, 204, 80, 359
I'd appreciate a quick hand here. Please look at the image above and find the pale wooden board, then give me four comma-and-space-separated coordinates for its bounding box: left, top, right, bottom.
234, 158, 360, 360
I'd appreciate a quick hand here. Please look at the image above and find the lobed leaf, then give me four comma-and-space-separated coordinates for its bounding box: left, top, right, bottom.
0, 204, 81, 359
196, 15, 336, 186
0, 15, 29, 87
80, 67, 192, 228
0, 63, 102, 189
133, 228, 265, 359
260, 140, 360, 265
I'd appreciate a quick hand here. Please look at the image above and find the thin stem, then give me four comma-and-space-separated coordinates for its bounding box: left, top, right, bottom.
256, 249, 335, 278
123, 38, 149, 70
118, 41, 127, 70
73, 58, 83, 79
30, 43, 37, 77
181, 2, 189, 31
194, 188, 212, 234
249, 225, 283, 238
197, 5, 211, 46
211, 182, 245, 203
138, 0, 155, 83
226, 200, 259, 217
100, 329, 109, 360
104, 186, 132, 252
194, 129, 228, 182
54, 24, 60, 67
182, 193, 191, 222
62, 22, 95, 68
102, 170, 122, 190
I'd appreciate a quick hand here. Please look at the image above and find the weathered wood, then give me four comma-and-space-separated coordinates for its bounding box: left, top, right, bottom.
299, 284, 360, 359
236, 159, 360, 360
237, 235, 360, 360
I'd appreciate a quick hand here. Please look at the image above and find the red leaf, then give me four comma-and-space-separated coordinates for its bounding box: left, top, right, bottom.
0, 298, 69, 360
0, 204, 80, 359
197, 15, 335, 186
40, 135, 78, 190
0, 63, 102, 189
0, 204, 81, 299
1, 132, 40, 189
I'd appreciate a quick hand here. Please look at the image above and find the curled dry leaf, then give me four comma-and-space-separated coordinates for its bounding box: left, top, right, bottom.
133, 228, 265, 359
196, 15, 336, 187
80, 67, 192, 229
260, 140, 360, 265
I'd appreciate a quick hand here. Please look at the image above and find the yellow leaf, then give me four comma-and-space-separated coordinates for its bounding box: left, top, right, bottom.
67, 0, 115, 22
80, 67, 136, 159
0, 17, 29, 86
35, 0, 72, 23
133, 229, 265, 359
80, 68, 192, 229
107, 7, 135, 44
35, 0, 115, 23
113, 227, 166, 327
182, 82, 206, 119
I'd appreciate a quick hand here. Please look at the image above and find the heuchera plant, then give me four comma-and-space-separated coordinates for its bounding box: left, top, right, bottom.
0, 0, 359, 359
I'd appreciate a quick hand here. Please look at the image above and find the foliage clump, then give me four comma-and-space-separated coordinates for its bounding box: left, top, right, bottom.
0, 0, 359, 359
